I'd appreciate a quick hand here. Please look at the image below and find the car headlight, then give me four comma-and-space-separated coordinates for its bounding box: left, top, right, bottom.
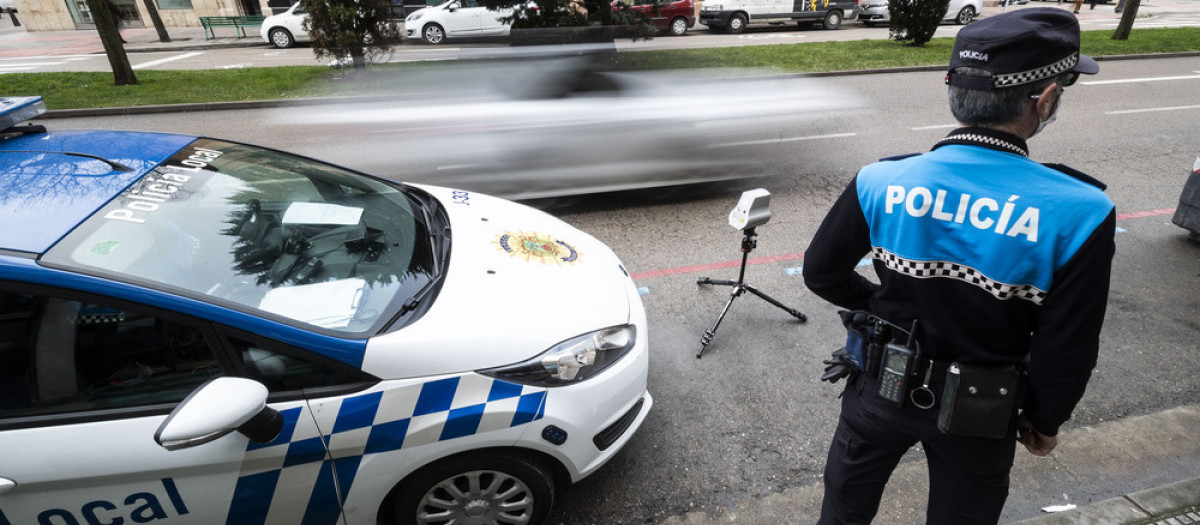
407, 11, 423, 22
480, 325, 636, 386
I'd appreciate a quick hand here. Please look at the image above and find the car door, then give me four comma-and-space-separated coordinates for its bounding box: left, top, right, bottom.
478, 0, 514, 35
286, 4, 309, 39
0, 287, 344, 525
442, 0, 485, 36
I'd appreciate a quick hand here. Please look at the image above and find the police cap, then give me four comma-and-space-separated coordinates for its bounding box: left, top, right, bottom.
947, 7, 1099, 91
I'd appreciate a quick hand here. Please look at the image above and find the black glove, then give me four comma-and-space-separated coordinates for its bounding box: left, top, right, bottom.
821, 347, 856, 384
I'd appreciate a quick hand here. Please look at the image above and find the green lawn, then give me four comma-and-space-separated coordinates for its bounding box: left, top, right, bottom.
7, 27, 1198, 111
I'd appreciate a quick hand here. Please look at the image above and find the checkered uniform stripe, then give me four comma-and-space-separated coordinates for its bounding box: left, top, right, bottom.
225, 377, 548, 525
994, 53, 1078, 89
871, 247, 1047, 305
934, 134, 1028, 157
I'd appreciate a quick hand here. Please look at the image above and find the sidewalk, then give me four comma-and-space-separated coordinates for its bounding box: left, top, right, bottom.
654, 404, 1200, 525
0, 22, 264, 58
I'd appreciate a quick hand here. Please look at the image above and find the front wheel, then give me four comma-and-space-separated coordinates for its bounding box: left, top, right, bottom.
268, 27, 295, 48
422, 23, 446, 44
955, 5, 976, 24
726, 13, 747, 33
392, 452, 556, 525
822, 10, 843, 30
668, 16, 689, 36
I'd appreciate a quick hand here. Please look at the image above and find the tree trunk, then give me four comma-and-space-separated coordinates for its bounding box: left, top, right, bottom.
1111, 0, 1140, 40
86, 0, 138, 86
140, 0, 172, 42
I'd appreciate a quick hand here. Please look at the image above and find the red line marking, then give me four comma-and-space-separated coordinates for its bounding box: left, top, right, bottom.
629, 207, 1177, 281
1116, 208, 1175, 220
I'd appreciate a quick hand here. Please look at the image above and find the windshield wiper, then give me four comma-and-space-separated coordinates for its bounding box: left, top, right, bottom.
382, 275, 443, 332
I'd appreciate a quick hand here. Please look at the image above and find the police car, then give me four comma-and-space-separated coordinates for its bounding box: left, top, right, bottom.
0, 96, 651, 525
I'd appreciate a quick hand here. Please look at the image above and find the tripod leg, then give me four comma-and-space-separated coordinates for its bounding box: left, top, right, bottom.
742, 283, 808, 322
698, 287, 743, 358
698, 277, 738, 286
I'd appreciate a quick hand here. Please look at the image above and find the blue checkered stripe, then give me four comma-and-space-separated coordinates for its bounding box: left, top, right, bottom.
224, 375, 547, 525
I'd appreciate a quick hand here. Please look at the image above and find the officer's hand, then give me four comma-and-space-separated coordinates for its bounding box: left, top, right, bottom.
1016, 415, 1058, 456
821, 347, 855, 384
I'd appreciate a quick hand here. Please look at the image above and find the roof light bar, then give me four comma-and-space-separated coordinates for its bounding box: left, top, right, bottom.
0, 96, 48, 131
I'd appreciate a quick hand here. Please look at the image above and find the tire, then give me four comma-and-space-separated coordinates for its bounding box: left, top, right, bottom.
668, 16, 688, 36
268, 28, 295, 49
822, 10, 843, 30
955, 5, 976, 24
422, 23, 446, 44
393, 452, 556, 525
726, 13, 747, 33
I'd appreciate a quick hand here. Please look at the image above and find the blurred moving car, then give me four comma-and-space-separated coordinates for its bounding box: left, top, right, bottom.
404, 0, 524, 44
269, 53, 870, 200
260, 2, 311, 48
0, 95, 651, 525
856, 0, 983, 26
1171, 150, 1200, 241
612, 0, 695, 36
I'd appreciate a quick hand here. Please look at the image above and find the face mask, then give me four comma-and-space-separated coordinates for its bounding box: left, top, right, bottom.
1031, 94, 1062, 138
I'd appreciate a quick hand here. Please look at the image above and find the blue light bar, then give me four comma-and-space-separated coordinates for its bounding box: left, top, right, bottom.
0, 96, 48, 131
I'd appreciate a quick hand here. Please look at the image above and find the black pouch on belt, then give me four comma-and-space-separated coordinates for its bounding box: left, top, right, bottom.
937, 363, 1022, 439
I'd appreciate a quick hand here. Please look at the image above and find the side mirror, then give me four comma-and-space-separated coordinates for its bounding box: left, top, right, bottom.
154, 377, 283, 451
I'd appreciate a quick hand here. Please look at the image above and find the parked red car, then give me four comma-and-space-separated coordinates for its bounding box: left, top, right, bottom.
612, 0, 695, 36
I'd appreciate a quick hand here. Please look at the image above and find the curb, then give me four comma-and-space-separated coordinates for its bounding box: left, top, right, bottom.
1010, 478, 1200, 525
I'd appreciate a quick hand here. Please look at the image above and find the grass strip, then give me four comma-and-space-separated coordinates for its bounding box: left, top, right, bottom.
7, 26, 1199, 110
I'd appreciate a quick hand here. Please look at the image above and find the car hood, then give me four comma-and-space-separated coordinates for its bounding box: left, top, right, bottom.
359, 185, 635, 379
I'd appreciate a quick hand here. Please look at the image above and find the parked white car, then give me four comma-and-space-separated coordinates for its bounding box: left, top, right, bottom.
856, 0, 984, 26
260, 2, 312, 48
0, 0, 17, 13
405, 0, 523, 44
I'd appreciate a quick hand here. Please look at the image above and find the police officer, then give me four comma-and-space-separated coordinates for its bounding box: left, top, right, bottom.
802, 8, 1115, 525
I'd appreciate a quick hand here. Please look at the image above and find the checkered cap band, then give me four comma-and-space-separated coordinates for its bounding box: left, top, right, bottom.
994, 53, 1078, 89
872, 247, 1047, 305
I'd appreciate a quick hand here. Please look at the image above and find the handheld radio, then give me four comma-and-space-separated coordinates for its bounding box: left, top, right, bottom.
877, 343, 915, 404
876, 319, 919, 405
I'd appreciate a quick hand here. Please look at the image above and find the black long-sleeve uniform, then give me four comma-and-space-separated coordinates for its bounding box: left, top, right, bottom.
804, 128, 1115, 437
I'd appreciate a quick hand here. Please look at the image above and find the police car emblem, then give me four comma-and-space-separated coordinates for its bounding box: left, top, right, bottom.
495, 231, 580, 265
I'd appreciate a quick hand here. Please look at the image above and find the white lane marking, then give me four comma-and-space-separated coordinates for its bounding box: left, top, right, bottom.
712, 132, 857, 148
0, 61, 63, 67
0, 66, 37, 73
133, 51, 205, 70
1081, 74, 1200, 86
1105, 104, 1200, 115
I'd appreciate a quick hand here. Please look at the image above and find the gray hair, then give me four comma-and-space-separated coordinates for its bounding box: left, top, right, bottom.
948, 67, 1064, 126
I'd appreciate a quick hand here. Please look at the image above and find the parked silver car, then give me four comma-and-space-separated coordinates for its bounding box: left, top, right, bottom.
856, 0, 984, 26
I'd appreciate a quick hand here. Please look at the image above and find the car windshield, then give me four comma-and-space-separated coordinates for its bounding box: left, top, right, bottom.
42, 138, 438, 336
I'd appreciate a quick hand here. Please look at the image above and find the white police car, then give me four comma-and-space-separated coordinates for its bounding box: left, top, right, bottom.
0, 96, 651, 525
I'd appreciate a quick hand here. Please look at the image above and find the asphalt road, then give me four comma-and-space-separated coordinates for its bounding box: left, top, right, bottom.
41, 54, 1200, 524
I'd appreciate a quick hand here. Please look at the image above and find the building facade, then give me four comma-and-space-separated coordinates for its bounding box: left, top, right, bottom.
11, 0, 274, 31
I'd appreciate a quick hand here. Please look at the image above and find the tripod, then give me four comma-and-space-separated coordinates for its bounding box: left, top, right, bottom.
696, 227, 806, 358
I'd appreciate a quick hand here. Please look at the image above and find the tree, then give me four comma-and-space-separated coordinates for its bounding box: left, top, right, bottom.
139, 0, 172, 42
302, 0, 399, 70
888, 0, 951, 46
1111, 0, 1140, 40
85, 0, 138, 86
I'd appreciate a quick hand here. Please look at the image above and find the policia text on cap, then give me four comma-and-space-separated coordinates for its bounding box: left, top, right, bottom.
802, 8, 1115, 525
